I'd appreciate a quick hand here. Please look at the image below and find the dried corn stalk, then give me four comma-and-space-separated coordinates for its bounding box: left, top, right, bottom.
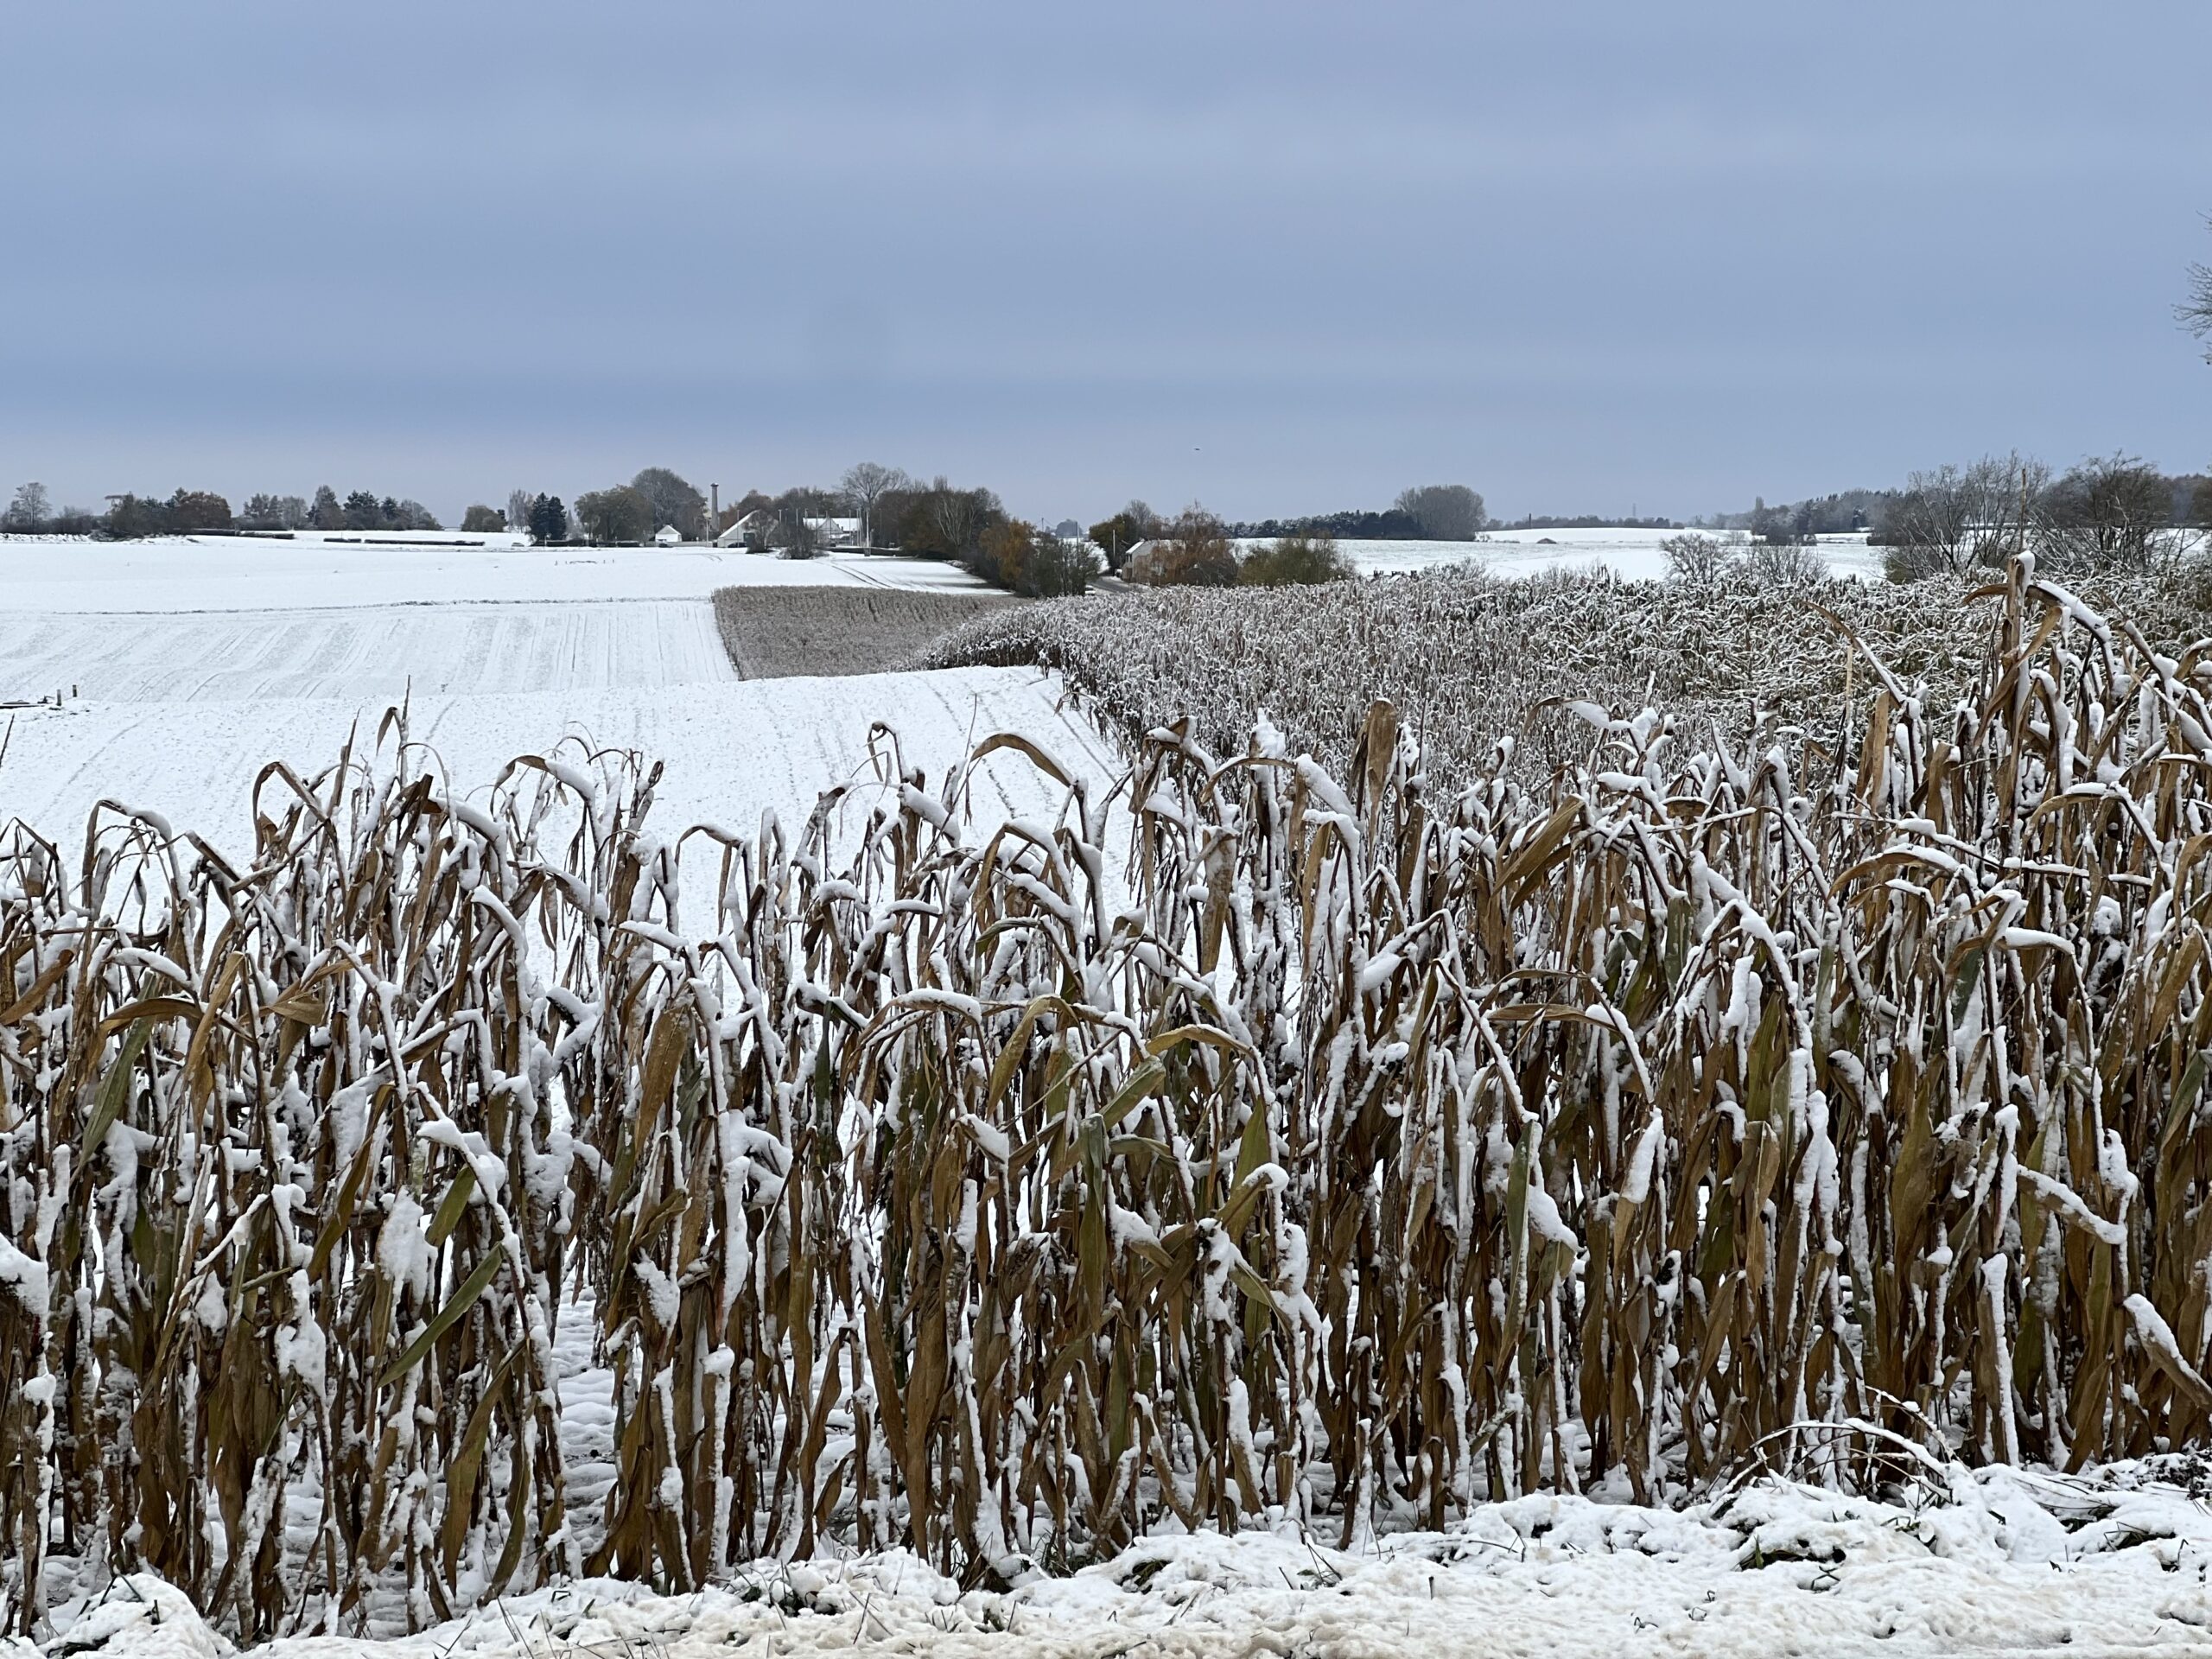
3, 560, 2212, 1633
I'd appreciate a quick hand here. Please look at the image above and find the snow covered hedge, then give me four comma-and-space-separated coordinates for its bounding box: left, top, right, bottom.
6, 558, 2212, 1638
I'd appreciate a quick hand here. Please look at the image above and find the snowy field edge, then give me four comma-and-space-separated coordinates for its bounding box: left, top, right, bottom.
34, 1465, 2212, 1658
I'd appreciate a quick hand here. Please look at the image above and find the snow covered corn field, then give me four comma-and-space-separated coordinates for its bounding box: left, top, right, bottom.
8, 557, 2212, 1647
931, 563, 2212, 787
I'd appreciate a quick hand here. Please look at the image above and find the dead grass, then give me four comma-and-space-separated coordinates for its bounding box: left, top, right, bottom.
712, 586, 1022, 678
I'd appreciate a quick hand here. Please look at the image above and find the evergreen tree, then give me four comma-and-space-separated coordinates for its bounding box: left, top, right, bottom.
526, 493, 569, 543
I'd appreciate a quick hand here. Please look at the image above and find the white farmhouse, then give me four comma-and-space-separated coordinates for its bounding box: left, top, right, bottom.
715, 510, 773, 548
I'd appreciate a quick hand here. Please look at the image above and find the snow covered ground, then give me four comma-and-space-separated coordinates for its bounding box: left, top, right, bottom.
0, 601, 735, 702
0, 535, 1093, 848
0, 671, 1116, 852
50, 1464, 2212, 1657
1236, 528, 1890, 582
0, 535, 993, 613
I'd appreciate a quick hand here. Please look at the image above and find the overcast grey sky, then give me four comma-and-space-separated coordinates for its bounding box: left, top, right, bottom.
2, 2, 2207, 524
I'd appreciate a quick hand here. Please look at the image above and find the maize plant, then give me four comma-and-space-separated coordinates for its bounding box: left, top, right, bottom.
2, 559, 2211, 1635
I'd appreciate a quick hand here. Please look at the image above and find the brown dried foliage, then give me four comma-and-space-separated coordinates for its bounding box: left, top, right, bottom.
4, 563, 2212, 1634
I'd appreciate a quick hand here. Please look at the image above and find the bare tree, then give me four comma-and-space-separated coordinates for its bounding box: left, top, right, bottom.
1959, 452, 2049, 563
904, 480, 1001, 563
1661, 531, 1735, 585
1394, 484, 1485, 541
1880, 465, 1974, 574
1741, 538, 1825, 585
2036, 454, 2184, 574
3, 482, 52, 531
2183, 216, 2212, 360
1025, 531, 1101, 596
1879, 454, 2051, 581
508, 489, 536, 537
841, 461, 910, 551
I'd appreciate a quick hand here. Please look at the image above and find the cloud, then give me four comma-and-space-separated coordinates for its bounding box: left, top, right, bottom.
1, 0, 2207, 519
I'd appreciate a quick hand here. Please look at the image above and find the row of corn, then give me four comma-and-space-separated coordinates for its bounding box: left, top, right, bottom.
3, 560, 2209, 1637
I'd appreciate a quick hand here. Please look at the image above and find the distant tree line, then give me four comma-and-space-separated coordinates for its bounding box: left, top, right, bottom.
1873, 454, 2211, 580
1675, 453, 2212, 584
1500, 514, 1681, 531
2, 481, 451, 539
1698, 490, 1894, 541
1708, 461, 2211, 555
568, 467, 709, 545
1229, 485, 1488, 543
2, 482, 98, 535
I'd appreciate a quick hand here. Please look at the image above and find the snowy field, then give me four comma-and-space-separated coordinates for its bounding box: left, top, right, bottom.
0, 535, 1087, 848
13, 531, 1873, 843
0, 670, 1116, 849
1233, 527, 1889, 582
0, 601, 735, 702
0, 535, 993, 613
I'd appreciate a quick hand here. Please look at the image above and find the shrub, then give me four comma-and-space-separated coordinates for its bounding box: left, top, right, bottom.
166, 489, 233, 532
974, 520, 1100, 595
1240, 531, 1354, 587
1143, 505, 1238, 586
460, 504, 505, 532
1019, 530, 1100, 596
771, 512, 823, 558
